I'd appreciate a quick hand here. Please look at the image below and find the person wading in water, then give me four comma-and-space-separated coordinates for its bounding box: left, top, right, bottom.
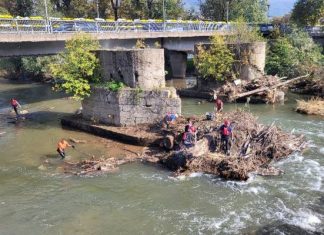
10, 98, 21, 117
57, 139, 74, 159
214, 94, 224, 114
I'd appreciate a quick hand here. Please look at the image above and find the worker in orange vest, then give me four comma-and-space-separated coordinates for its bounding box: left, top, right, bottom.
57, 139, 74, 159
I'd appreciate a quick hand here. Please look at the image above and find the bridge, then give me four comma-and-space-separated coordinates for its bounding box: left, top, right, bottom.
0, 18, 231, 78
0, 18, 322, 77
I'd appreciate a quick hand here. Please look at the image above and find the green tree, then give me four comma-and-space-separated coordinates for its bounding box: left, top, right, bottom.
291, 0, 324, 27
265, 38, 299, 77
266, 27, 323, 77
194, 35, 234, 81
21, 56, 59, 79
8, 0, 33, 16
50, 33, 100, 99
200, 0, 269, 22
226, 18, 264, 44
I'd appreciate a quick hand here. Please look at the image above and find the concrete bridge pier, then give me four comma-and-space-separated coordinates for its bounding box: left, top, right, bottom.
168, 50, 188, 79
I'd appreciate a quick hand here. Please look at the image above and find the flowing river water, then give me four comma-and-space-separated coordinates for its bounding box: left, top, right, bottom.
0, 78, 323, 235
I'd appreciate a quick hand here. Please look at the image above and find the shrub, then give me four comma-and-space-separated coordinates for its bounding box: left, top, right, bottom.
194, 35, 234, 81
50, 33, 100, 99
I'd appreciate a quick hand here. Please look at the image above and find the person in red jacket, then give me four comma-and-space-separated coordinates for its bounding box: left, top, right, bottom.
218, 120, 233, 155
214, 95, 224, 114
10, 98, 21, 117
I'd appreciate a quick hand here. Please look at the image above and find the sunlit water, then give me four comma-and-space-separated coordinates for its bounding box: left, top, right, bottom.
0, 79, 323, 234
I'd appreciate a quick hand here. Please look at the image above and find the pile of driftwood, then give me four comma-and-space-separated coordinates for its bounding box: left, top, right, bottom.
148, 110, 306, 180
63, 156, 140, 176
214, 74, 309, 104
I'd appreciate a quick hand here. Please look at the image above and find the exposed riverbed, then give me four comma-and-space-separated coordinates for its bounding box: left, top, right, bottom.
0, 78, 323, 234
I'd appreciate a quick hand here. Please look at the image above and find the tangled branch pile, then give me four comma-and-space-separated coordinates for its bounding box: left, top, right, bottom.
63, 156, 139, 175
155, 110, 306, 180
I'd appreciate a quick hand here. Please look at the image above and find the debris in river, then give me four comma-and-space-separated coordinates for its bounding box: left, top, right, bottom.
212, 74, 309, 104
63, 155, 140, 175
296, 98, 324, 116
62, 110, 306, 180
145, 110, 306, 180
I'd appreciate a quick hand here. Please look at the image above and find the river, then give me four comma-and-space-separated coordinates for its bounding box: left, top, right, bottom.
0, 78, 323, 234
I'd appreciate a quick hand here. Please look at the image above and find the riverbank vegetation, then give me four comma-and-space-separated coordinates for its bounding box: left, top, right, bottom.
266, 27, 323, 78
296, 98, 324, 116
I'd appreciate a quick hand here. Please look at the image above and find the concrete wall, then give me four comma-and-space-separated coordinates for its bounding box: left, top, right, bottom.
82, 87, 181, 126
98, 49, 165, 89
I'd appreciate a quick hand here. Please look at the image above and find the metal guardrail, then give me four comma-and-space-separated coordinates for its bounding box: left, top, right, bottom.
0, 18, 230, 34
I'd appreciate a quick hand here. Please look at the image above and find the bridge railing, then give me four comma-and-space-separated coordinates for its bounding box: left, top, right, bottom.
0, 17, 229, 34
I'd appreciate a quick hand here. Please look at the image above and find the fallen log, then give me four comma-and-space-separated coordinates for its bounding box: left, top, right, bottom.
232, 74, 310, 100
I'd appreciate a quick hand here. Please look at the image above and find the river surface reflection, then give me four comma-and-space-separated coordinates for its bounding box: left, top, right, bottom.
0, 78, 323, 234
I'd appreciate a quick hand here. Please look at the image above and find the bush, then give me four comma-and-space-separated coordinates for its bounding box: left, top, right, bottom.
50, 33, 100, 99
266, 27, 323, 77
194, 35, 234, 81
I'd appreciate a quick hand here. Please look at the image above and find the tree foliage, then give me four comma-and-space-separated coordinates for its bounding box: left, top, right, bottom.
194, 35, 234, 81
291, 0, 324, 27
50, 33, 100, 99
200, 0, 269, 22
266, 27, 323, 77
226, 18, 264, 44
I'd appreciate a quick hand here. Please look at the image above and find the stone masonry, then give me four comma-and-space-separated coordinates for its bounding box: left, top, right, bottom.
97, 49, 165, 89
82, 49, 181, 126
82, 87, 181, 126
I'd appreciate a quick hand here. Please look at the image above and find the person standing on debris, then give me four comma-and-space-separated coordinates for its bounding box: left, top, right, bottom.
182, 124, 195, 148
219, 120, 233, 155
214, 94, 224, 114
10, 98, 21, 117
163, 112, 178, 128
187, 118, 197, 142
57, 139, 74, 159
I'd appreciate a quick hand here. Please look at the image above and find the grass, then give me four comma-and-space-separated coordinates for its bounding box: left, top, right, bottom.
296, 97, 324, 116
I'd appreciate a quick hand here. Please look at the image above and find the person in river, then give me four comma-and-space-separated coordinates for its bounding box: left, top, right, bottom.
57, 139, 74, 159
218, 120, 233, 155
10, 98, 21, 117
214, 94, 224, 114
182, 124, 195, 148
163, 112, 178, 128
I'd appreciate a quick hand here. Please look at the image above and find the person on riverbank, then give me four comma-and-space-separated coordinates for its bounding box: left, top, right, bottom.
57, 139, 74, 159
218, 120, 233, 155
163, 112, 178, 128
214, 94, 224, 114
182, 125, 195, 148
10, 98, 21, 117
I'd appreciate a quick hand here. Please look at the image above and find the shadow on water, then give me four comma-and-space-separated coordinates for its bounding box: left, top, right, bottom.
0, 79, 68, 107
5, 111, 70, 129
